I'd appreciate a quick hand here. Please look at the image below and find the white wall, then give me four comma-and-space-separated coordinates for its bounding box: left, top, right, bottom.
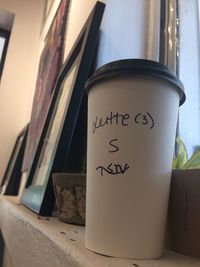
96, 0, 149, 68
64, 0, 106, 59
96, 0, 161, 68
0, 0, 44, 179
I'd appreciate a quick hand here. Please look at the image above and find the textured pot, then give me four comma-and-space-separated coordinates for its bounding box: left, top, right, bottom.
167, 169, 200, 257
52, 173, 86, 226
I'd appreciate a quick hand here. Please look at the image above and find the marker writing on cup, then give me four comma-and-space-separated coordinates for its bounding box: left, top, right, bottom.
96, 138, 130, 176
134, 112, 154, 129
96, 163, 130, 176
92, 111, 154, 134
93, 111, 155, 176
93, 111, 129, 133
108, 139, 119, 153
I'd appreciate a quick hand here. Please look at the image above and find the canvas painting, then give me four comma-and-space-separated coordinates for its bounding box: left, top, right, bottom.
22, 0, 70, 171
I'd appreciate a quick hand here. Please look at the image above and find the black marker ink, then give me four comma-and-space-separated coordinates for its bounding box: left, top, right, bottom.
134, 112, 155, 129
147, 112, 154, 129
135, 113, 142, 124
109, 139, 119, 153
92, 111, 130, 133
96, 163, 130, 176
142, 114, 148, 125
121, 113, 129, 126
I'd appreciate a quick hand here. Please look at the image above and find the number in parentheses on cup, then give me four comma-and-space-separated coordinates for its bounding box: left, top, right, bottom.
147, 112, 154, 129
134, 112, 154, 129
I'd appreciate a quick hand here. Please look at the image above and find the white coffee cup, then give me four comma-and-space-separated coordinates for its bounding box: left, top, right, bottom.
85, 59, 185, 259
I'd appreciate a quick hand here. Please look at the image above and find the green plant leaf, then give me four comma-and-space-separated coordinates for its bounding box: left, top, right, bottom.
173, 137, 188, 169
172, 155, 182, 169
184, 147, 200, 169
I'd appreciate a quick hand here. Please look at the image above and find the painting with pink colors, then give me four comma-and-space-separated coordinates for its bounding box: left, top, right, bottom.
22, 0, 71, 172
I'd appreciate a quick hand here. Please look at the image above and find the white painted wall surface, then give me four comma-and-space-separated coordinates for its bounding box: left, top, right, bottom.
0, 0, 44, 179
96, 0, 150, 68
64, 0, 106, 60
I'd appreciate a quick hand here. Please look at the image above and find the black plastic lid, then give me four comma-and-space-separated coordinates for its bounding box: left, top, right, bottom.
86, 59, 186, 106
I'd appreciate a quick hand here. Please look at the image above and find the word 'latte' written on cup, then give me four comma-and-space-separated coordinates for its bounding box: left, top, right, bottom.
92, 111, 155, 177
92, 111, 154, 134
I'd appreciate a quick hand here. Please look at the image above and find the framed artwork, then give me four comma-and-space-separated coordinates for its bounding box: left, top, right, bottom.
22, 0, 71, 172
21, 1, 105, 216
0, 125, 29, 196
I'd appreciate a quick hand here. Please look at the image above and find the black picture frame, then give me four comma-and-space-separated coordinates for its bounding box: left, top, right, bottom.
0, 124, 29, 195
21, 1, 105, 216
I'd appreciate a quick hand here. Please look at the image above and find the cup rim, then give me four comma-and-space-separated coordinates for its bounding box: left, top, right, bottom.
85, 59, 186, 106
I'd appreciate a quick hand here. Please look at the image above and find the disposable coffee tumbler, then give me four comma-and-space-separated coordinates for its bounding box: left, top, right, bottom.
85, 59, 185, 259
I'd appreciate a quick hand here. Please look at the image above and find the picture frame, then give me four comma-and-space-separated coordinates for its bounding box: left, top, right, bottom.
22, 0, 70, 172
0, 124, 29, 196
21, 1, 105, 216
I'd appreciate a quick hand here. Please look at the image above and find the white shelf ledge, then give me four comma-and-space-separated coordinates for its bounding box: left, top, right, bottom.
0, 196, 200, 267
